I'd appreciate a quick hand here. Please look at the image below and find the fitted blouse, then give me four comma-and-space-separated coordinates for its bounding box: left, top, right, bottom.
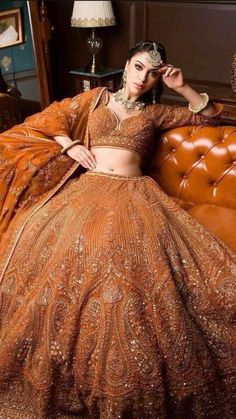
24, 87, 223, 160
88, 88, 223, 158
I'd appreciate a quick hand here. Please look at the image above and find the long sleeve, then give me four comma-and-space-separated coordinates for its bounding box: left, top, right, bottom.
149, 102, 223, 131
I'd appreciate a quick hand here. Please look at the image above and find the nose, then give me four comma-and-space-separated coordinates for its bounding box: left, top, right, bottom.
139, 71, 148, 84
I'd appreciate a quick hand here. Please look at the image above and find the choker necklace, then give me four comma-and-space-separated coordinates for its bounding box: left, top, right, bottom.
113, 88, 145, 112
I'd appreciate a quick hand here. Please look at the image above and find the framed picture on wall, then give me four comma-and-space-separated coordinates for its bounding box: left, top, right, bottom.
0, 8, 23, 49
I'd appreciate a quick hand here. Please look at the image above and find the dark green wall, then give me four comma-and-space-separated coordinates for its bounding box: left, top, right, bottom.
0, 0, 35, 75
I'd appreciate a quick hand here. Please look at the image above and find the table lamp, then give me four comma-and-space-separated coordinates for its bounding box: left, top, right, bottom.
71, 1, 116, 74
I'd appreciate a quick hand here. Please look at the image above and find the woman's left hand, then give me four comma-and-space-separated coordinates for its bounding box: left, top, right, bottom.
158, 64, 185, 90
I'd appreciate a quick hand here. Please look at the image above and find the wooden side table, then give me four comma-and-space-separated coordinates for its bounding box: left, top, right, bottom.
69, 68, 123, 94
214, 96, 236, 125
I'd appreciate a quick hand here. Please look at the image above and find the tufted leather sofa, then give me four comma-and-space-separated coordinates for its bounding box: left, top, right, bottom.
148, 125, 236, 253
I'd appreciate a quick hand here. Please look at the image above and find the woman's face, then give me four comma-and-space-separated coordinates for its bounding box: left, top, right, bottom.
125, 50, 161, 99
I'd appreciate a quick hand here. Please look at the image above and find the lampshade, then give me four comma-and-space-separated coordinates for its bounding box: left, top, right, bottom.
71, 1, 116, 28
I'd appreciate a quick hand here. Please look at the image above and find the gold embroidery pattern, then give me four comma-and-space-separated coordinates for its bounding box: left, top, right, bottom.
88, 105, 155, 157
0, 172, 235, 418
88, 97, 222, 158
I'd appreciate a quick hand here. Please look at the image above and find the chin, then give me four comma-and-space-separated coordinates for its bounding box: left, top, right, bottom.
130, 86, 144, 97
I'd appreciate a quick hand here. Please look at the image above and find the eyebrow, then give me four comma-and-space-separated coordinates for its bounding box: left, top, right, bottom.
135, 59, 159, 71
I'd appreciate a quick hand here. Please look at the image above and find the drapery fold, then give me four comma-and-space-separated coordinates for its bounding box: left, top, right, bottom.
0, 87, 106, 283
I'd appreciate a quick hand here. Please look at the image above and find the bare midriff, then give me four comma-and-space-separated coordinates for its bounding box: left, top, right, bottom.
90, 147, 143, 177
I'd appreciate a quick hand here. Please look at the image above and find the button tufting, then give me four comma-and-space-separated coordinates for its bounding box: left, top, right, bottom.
212, 182, 217, 187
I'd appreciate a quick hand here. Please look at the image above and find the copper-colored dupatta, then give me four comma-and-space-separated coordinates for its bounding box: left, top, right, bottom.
0, 87, 106, 284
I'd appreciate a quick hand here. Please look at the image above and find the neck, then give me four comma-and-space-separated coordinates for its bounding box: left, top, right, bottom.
113, 88, 146, 112
122, 86, 140, 102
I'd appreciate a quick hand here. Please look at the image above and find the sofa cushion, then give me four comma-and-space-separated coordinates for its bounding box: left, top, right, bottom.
187, 204, 236, 252
149, 125, 236, 210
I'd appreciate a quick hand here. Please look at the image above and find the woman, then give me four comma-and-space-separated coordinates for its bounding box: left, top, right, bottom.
0, 41, 235, 418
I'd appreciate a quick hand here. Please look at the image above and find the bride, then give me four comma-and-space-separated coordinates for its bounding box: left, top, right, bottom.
0, 41, 235, 418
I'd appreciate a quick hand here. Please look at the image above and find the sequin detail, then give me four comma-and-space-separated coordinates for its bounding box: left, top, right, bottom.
0, 172, 235, 418
88, 104, 155, 157
88, 93, 223, 158
87, 169, 144, 180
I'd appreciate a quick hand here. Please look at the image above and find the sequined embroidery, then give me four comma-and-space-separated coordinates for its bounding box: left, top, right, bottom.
0, 172, 235, 418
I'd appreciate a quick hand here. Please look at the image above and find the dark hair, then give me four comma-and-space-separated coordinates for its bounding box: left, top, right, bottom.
126, 40, 166, 104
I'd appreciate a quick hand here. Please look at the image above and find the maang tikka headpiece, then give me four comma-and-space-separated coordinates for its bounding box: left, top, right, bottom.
147, 42, 162, 67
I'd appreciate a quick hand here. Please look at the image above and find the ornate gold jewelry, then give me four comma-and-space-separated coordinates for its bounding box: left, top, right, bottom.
188, 93, 209, 114
122, 70, 127, 88
113, 88, 145, 112
61, 139, 82, 155
147, 43, 162, 67
152, 87, 157, 104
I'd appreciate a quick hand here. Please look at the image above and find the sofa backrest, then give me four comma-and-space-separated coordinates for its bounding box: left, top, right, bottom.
148, 125, 236, 210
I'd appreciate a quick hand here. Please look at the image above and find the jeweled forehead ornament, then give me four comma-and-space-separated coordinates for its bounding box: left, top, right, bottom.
147, 43, 162, 67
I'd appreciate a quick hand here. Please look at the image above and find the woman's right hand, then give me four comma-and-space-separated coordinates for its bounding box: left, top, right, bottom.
66, 144, 96, 169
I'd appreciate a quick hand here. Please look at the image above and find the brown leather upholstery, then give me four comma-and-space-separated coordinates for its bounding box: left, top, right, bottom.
149, 125, 236, 252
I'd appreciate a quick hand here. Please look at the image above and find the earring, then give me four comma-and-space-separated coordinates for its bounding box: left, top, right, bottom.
122, 70, 127, 88
152, 87, 157, 104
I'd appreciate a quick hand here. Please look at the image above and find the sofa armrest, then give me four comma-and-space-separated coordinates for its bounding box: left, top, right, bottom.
188, 204, 236, 252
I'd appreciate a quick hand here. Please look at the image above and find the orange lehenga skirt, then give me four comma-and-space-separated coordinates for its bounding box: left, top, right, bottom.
0, 170, 235, 419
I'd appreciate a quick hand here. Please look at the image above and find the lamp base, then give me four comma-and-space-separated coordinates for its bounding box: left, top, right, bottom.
85, 28, 104, 74
85, 58, 104, 74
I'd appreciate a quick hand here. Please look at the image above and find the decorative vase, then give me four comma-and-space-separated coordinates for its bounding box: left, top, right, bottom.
231, 53, 236, 93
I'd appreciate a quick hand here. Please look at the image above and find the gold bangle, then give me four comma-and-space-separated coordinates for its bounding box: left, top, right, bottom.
61, 139, 82, 155
188, 92, 209, 114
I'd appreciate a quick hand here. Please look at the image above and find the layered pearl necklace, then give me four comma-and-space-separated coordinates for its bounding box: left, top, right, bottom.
113, 88, 145, 112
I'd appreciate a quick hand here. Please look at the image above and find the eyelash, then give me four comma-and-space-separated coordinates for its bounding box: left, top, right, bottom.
150, 71, 158, 78
135, 64, 158, 78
